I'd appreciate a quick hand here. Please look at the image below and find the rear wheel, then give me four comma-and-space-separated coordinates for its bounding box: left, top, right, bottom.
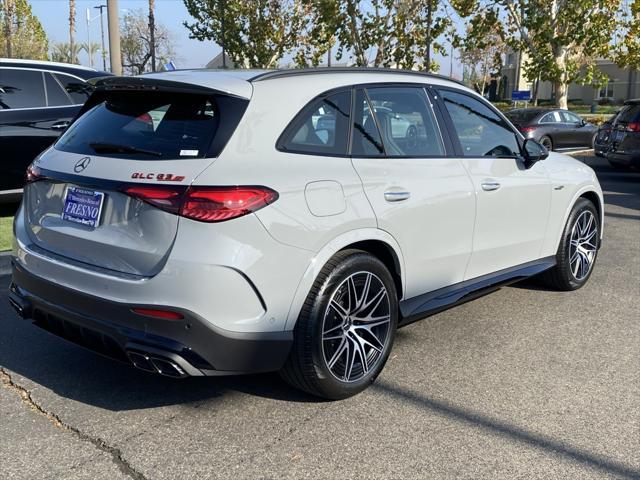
540, 135, 553, 151
539, 198, 599, 291
280, 249, 398, 399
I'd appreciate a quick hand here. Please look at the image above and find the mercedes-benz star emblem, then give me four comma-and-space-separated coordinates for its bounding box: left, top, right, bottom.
74, 157, 91, 173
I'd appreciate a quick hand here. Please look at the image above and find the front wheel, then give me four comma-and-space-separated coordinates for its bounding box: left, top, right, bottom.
539, 198, 600, 291
280, 250, 398, 399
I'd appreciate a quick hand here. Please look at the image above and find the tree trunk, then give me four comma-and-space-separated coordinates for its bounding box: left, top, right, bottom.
552, 47, 569, 109
3, 0, 13, 57
424, 0, 433, 71
69, 0, 76, 63
148, 0, 156, 72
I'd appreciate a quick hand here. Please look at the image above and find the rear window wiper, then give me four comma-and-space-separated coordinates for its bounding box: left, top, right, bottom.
89, 142, 163, 157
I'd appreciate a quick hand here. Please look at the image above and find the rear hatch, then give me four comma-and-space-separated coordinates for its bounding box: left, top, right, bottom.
611, 103, 640, 152
23, 76, 249, 277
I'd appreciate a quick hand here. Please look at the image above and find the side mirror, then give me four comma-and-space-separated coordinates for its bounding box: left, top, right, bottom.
522, 138, 549, 168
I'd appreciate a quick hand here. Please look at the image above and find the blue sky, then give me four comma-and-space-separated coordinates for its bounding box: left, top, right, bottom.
30, 0, 462, 76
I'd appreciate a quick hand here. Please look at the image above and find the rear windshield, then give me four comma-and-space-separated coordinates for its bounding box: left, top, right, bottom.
55, 91, 219, 160
617, 104, 640, 123
504, 110, 542, 124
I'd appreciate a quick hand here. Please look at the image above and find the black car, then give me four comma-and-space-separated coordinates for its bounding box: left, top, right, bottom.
593, 110, 620, 158
0, 59, 109, 201
607, 99, 640, 170
504, 108, 598, 152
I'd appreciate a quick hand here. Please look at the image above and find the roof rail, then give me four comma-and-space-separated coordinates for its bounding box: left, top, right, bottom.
250, 67, 467, 87
0, 58, 98, 71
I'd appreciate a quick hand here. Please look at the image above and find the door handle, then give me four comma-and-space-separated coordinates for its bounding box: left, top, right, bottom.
481, 181, 501, 191
51, 121, 70, 130
384, 190, 411, 202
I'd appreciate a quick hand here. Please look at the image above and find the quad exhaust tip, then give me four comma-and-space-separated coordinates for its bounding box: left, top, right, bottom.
126, 350, 189, 378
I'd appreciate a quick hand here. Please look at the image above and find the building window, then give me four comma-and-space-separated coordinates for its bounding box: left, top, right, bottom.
598, 81, 614, 99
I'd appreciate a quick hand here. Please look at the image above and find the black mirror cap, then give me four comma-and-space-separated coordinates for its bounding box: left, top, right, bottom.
522, 138, 549, 168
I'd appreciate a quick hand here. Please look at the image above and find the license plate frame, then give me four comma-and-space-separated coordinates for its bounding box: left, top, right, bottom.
61, 186, 105, 229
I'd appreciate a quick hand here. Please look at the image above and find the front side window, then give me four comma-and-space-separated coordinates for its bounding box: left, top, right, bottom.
365, 86, 444, 157
56, 91, 219, 160
440, 89, 520, 157
0, 68, 46, 109
561, 111, 582, 124
279, 90, 351, 155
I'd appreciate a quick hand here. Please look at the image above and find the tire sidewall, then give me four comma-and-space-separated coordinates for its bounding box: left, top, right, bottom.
560, 199, 600, 289
307, 254, 398, 399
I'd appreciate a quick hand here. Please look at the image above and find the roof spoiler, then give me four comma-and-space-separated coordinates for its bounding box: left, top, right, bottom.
88, 76, 243, 97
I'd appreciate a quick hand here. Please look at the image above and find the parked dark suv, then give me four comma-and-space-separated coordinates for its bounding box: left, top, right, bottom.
607, 99, 640, 169
0, 59, 109, 201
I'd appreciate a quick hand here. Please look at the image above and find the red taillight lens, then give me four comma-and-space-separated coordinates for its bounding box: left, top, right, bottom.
626, 122, 640, 132
122, 185, 185, 214
25, 164, 42, 184
121, 185, 278, 222
131, 307, 184, 320
181, 186, 278, 222
520, 126, 536, 134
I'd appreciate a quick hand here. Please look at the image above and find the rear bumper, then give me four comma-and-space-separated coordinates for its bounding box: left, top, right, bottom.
606, 151, 640, 167
9, 261, 293, 377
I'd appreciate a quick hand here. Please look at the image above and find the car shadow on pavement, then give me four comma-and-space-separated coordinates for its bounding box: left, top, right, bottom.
373, 381, 640, 479
0, 273, 321, 409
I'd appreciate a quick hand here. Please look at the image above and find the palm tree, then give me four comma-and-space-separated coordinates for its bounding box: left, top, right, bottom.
50, 42, 82, 64
149, 0, 156, 71
69, 0, 76, 63
81, 42, 101, 66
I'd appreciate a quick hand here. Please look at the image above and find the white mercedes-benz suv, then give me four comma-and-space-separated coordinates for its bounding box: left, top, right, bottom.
8, 69, 603, 399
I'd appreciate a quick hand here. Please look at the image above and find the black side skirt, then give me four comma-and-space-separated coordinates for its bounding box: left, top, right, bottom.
399, 256, 556, 326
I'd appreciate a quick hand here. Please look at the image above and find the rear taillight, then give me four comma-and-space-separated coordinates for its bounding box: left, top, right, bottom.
520, 126, 536, 134
626, 122, 640, 132
25, 164, 43, 184
122, 185, 184, 214
121, 185, 278, 222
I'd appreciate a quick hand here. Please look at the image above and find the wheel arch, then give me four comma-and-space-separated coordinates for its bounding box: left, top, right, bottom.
284, 229, 405, 331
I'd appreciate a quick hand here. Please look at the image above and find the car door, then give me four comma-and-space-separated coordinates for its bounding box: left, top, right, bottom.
0, 68, 82, 192
350, 85, 476, 299
436, 88, 551, 280
560, 110, 592, 148
538, 111, 567, 148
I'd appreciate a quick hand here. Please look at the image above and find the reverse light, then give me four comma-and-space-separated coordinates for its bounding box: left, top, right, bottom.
121, 185, 278, 222
131, 307, 184, 320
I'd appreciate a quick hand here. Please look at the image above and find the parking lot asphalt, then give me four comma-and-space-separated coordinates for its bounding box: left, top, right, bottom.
0, 154, 638, 480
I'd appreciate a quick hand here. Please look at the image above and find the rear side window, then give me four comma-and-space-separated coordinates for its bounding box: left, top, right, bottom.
617, 104, 640, 123
0, 68, 46, 109
561, 111, 582, 124
351, 88, 385, 156
439, 89, 520, 158
540, 112, 561, 123
55, 91, 220, 160
278, 91, 351, 155
54, 73, 92, 104
366, 86, 444, 157
44, 72, 72, 107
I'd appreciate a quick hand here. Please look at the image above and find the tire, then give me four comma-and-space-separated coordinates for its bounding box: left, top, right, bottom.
540, 135, 553, 151
280, 249, 398, 400
538, 198, 599, 291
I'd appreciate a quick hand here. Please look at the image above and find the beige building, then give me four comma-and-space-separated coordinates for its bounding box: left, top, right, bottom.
501, 51, 640, 103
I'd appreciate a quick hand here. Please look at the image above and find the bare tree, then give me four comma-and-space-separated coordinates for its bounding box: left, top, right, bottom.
148, 0, 156, 71
120, 9, 176, 74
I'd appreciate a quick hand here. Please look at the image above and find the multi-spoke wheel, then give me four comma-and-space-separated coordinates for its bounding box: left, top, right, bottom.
539, 198, 600, 290
280, 250, 398, 399
540, 135, 553, 151
322, 271, 391, 383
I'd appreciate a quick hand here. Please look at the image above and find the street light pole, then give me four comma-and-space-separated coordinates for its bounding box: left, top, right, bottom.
107, 0, 122, 75
94, 4, 107, 71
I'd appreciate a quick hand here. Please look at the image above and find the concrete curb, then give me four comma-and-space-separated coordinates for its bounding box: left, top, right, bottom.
0, 250, 11, 276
